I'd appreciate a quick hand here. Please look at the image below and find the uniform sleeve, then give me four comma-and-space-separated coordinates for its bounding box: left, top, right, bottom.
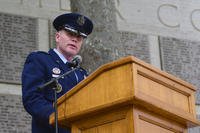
22, 52, 54, 126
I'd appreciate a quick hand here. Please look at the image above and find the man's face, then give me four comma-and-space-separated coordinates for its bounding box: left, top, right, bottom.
55, 30, 84, 60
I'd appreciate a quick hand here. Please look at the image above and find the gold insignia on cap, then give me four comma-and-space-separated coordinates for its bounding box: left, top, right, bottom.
77, 15, 85, 26
52, 67, 61, 74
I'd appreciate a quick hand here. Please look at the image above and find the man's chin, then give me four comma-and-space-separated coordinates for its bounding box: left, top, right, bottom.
66, 50, 78, 57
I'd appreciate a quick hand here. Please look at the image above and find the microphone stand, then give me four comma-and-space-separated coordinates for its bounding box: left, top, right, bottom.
53, 80, 59, 133
38, 65, 79, 133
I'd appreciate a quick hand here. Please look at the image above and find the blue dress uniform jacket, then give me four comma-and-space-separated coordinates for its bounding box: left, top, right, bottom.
22, 49, 87, 133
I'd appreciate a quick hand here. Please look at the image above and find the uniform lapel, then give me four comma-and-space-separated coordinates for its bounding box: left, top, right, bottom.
48, 49, 69, 72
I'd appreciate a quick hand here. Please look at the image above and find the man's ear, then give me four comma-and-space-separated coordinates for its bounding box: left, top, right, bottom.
55, 32, 60, 42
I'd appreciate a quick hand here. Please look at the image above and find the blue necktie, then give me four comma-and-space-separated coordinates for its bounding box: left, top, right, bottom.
66, 62, 78, 84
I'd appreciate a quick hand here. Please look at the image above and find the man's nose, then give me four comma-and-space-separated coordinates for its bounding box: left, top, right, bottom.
71, 36, 78, 42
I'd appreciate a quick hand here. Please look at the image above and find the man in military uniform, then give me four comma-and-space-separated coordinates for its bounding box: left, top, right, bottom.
22, 13, 93, 133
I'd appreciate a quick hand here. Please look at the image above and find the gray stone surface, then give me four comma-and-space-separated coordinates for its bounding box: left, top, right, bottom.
0, 94, 31, 133
189, 127, 200, 133
71, 0, 120, 72
117, 31, 150, 63
159, 37, 200, 104
0, 13, 38, 84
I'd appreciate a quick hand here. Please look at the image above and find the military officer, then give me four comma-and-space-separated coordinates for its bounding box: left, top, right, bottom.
22, 13, 93, 133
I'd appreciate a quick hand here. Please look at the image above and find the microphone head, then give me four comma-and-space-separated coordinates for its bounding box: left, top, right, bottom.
73, 55, 82, 63
68, 55, 82, 68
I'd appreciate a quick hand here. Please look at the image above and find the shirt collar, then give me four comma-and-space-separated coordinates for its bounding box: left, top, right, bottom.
53, 48, 68, 64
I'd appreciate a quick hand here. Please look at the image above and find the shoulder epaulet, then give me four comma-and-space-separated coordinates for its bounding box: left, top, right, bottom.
27, 51, 50, 59
36, 51, 49, 55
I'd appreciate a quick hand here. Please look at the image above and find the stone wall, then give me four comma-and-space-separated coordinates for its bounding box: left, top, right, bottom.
0, 94, 31, 133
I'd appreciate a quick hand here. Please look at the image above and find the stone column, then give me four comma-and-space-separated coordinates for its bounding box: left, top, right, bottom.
71, 0, 120, 72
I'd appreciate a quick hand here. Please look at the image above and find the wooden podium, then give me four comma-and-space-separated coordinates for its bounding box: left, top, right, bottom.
50, 56, 200, 133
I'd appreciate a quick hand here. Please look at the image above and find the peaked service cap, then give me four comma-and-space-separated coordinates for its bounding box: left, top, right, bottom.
53, 13, 93, 38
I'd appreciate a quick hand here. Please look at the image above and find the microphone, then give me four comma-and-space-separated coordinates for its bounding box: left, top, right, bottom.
37, 79, 62, 93
68, 55, 82, 68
